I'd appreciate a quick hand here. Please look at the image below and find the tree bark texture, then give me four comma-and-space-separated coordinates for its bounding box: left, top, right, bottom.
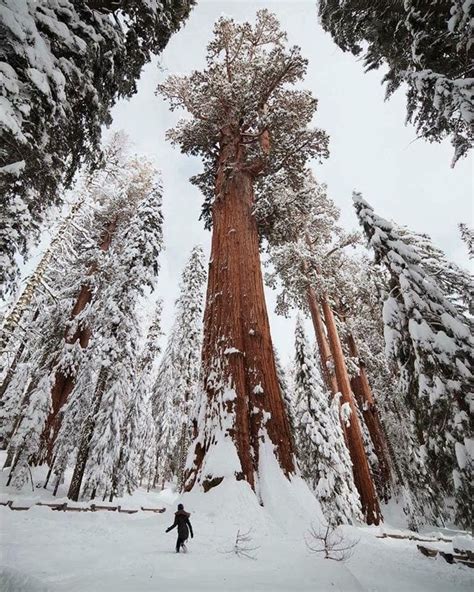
346, 332, 393, 501
305, 284, 338, 395
321, 297, 382, 525
41, 217, 118, 463
185, 135, 295, 492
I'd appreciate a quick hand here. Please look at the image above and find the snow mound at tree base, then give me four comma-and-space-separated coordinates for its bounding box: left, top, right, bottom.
183, 440, 326, 538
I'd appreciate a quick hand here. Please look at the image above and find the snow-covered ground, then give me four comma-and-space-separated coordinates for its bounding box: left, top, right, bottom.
0, 452, 472, 592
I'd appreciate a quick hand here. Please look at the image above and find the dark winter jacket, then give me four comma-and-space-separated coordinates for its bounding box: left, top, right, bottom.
166, 510, 193, 539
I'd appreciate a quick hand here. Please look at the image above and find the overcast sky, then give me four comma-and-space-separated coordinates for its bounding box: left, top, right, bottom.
14, 0, 472, 366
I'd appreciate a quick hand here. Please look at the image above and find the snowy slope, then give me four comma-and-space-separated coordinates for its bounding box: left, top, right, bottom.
0, 453, 472, 592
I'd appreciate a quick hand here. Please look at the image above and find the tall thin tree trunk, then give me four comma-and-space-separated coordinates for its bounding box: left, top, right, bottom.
305, 284, 338, 395
176, 423, 189, 491
185, 136, 294, 492
0, 310, 39, 402
41, 218, 118, 463
67, 369, 107, 501
346, 332, 392, 500
321, 297, 382, 525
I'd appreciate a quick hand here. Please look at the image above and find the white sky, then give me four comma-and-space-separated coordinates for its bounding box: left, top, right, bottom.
10, 0, 473, 366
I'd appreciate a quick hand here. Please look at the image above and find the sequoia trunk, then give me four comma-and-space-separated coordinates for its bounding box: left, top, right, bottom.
305, 284, 338, 395
185, 137, 295, 492
346, 332, 392, 500
321, 297, 382, 525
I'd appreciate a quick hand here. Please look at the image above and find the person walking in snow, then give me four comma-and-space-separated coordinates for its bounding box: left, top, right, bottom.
166, 503, 194, 553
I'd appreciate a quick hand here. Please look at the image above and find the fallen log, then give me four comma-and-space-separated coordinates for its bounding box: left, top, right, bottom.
90, 504, 117, 512
118, 506, 139, 514
378, 532, 452, 543
0, 500, 165, 514
141, 506, 165, 513
417, 545, 474, 568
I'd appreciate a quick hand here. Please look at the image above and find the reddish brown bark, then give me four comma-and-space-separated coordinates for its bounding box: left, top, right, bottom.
305, 284, 338, 395
321, 297, 382, 525
40, 218, 118, 463
185, 133, 294, 492
346, 332, 392, 500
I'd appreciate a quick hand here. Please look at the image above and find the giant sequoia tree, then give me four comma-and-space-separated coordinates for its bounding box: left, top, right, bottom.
0, 0, 193, 297
318, 0, 473, 165
158, 10, 329, 493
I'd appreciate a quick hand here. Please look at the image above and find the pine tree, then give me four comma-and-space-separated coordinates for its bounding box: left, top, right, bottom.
293, 317, 362, 525
109, 302, 163, 500
5, 151, 164, 496
157, 10, 329, 493
353, 193, 473, 527
459, 223, 474, 259
152, 246, 206, 490
68, 161, 164, 500
0, 0, 193, 297
318, 0, 473, 165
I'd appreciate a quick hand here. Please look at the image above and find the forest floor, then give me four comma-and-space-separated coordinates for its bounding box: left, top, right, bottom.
0, 451, 472, 592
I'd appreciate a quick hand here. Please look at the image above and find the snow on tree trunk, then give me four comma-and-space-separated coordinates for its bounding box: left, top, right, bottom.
157, 10, 329, 494
185, 163, 295, 491
321, 297, 382, 525
67, 368, 107, 501
293, 317, 362, 525
346, 331, 393, 501
40, 216, 119, 463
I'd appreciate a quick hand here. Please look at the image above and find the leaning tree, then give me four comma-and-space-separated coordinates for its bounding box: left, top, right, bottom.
158, 10, 329, 493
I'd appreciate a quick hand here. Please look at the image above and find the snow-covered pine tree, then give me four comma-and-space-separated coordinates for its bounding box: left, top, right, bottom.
68, 159, 164, 501
109, 301, 163, 500
5, 149, 164, 496
158, 10, 329, 493
293, 316, 362, 525
152, 246, 206, 490
318, 0, 473, 165
1, 298, 70, 484
397, 226, 474, 318
0, 0, 193, 298
353, 193, 473, 527
273, 348, 297, 450
459, 223, 474, 259
41, 134, 137, 462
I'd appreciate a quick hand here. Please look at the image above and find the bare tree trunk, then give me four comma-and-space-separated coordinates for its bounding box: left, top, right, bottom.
185, 136, 294, 492
346, 332, 393, 501
67, 369, 107, 501
305, 284, 338, 395
40, 218, 118, 463
43, 455, 56, 489
321, 297, 382, 525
